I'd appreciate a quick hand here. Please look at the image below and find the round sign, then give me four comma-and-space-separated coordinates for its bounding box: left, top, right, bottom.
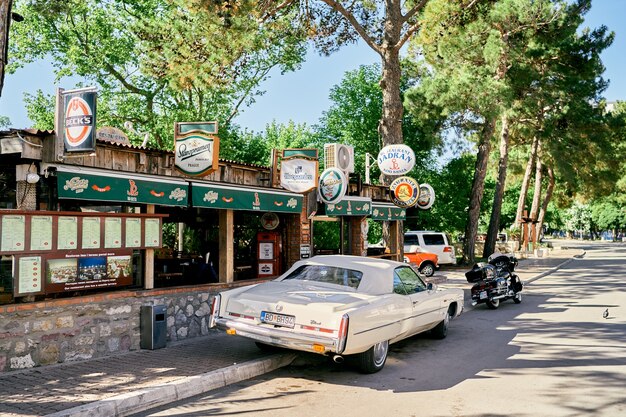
261, 212, 280, 230
65, 96, 94, 147
318, 167, 347, 205
377, 144, 416, 176
417, 183, 435, 210
389, 176, 420, 208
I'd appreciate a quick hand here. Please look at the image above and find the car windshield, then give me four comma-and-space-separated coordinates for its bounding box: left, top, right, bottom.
282, 265, 363, 289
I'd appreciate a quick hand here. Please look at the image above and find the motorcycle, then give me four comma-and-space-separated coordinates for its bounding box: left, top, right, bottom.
466, 253, 523, 309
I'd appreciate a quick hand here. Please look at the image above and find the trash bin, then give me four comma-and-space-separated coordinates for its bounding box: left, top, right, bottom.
140, 305, 167, 350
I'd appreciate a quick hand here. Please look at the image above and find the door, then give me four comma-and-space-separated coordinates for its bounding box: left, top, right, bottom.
394, 266, 442, 335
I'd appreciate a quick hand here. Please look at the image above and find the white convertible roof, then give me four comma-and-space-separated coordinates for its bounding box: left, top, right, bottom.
277, 255, 406, 295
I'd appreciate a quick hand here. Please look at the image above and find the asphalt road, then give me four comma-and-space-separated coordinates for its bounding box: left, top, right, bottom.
132, 241, 626, 417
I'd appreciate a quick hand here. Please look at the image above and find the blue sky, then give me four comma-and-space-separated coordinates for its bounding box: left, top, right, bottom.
1, 0, 623, 133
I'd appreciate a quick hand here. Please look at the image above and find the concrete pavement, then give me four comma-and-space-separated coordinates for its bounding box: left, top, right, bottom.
0, 247, 583, 417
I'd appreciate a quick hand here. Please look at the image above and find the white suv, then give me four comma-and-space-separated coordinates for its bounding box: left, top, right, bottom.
404, 231, 457, 265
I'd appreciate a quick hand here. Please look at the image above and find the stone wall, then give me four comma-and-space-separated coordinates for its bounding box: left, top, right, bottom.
0, 281, 261, 373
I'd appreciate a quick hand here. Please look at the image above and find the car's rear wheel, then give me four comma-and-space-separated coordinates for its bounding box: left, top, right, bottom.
355, 340, 389, 374
431, 307, 451, 339
419, 262, 435, 277
486, 298, 500, 309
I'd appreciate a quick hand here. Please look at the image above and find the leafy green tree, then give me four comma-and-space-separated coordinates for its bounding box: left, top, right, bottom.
590, 199, 626, 237
8, 0, 306, 147
563, 202, 592, 239
193, 0, 478, 182
317, 62, 444, 180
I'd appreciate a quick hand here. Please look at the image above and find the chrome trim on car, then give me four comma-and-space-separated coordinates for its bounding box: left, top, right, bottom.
215, 317, 339, 354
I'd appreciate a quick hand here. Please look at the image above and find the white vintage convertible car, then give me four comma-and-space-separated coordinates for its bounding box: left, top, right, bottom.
209, 255, 464, 373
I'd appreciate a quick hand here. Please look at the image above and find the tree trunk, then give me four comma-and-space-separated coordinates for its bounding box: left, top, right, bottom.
514, 134, 540, 228
462, 117, 496, 264
536, 165, 554, 242
483, 112, 510, 258
379, 44, 403, 185
529, 140, 543, 246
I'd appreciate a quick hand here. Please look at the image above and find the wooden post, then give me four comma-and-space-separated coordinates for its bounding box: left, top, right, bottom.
219, 209, 234, 283
389, 221, 400, 262
144, 204, 155, 289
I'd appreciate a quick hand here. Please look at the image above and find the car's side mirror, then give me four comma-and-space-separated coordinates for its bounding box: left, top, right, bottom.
427, 282, 435, 291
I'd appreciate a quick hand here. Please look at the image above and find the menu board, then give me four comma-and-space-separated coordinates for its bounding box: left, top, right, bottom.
30, 216, 53, 251
18, 256, 43, 295
125, 218, 142, 248
82, 217, 101, 249
104, 217, 122, 248
1, 215, 26, 252
144, 218, 161, 247
57, 216, 78, 250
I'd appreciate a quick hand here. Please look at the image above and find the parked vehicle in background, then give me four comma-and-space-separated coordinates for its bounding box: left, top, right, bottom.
466, 253, 522, 309
404, 231, 456, 265
403, 248, 439, 277
209, 255, 464, 373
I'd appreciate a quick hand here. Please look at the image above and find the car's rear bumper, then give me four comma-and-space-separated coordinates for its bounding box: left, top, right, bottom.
214, 317, 340, 354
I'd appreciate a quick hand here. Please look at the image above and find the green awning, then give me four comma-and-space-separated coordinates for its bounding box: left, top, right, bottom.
326, 197, 372, 216
191, 182, 302, 213
55, 165, 188, 207
371, 202, 406, 221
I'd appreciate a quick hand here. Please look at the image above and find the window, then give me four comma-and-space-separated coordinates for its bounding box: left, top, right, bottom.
283, 265, 363, 289
394, 266, 427, 294
422, 234, 445, 246
404, 234, 419, 245
393, 274, 408, 295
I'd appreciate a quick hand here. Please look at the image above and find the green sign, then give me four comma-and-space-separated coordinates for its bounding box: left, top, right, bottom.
282, 148, 318, 159
326, 197, 372, 216
57, 169, 188, 207
176, 122, 218, 135
192, 183, 302, 213
371, 203, 406, 221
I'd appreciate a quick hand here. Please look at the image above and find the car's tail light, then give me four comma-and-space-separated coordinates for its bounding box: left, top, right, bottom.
336, 314, 349, 354
443, 246, 453, 253
208, 294, 221, 328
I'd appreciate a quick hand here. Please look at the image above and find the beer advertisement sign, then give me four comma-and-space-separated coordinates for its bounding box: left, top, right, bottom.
174, 122, 220, 177
63, 91, 97, 152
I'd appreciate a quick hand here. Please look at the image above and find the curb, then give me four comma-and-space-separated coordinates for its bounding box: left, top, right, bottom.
525, 250, 586, 284
45, 352, 297, 417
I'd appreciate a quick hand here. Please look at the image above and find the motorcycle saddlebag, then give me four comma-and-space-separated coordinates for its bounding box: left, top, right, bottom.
465, 263, 496, 283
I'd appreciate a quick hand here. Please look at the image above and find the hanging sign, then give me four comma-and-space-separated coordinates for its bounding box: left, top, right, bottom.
96, 126, 130, 145
174, 122, 220, 177
318, 167, 347, 205
280, 157, 318, 193
389, 176, 420, 208
261, 212, 280, 230
63, 90, 97, 153
377, 144, 415, 176
417, 183, 435, 210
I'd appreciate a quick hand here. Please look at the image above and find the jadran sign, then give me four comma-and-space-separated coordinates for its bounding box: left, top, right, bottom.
377, 144, 415, 176
63, 91, 97, 153
174, 122, 220, 176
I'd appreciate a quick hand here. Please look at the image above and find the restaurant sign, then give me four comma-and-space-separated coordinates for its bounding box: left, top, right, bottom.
377, 144, 415, 176
174, 122, 220, 176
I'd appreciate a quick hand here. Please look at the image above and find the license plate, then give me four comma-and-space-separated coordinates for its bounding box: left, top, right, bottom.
479, 291, 488, 300
260, 311, 295, 328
